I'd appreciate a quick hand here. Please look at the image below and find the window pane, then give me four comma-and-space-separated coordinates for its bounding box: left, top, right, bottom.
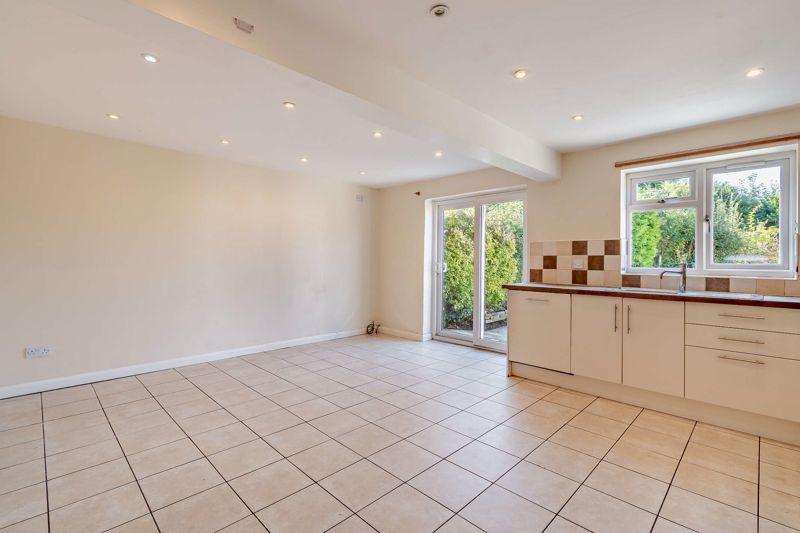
636, 176, 691, 202
631, 208, 696, 268
712, 166, 781, 265
442, 206, 474, 334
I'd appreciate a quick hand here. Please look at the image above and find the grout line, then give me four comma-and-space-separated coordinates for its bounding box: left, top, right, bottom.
39, 394, 51, 533
757, 436, 761, 533
650, 420, 697, 533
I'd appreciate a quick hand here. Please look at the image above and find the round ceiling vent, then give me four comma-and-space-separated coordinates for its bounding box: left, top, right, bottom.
429, 4, 449, 17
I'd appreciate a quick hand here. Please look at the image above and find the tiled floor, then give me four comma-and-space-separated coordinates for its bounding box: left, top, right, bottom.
1, 336, 799, 533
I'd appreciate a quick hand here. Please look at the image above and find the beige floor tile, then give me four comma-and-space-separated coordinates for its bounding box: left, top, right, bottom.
510, 380, 557, 399
691, 424, 758, 458
209, 439, 281, 480
318, 459, 400, 511
48, 457, 134, 509
584, 398, 641, 424
107, 514, 159, 532
230, 459, 312, 511
46, 438, 123, 479
437, 515, 483, 533
604, 440, 678, 483
192, 422, 257, 455
139, 458, 223, 510
99, 387, 152, 408
498, 461, 579, 512
0, 458, 44, 495
324, 389, 371, 409
543, 389, 596, 411
346, 399, 399, 422
145, 379, 195, 397
210, 387, 262, 408
0, 483, 47, 529
309, 410, 367, 437
116, 422, 185, 455
154, 388, 206, 408
660, 486, 757, 533
286, 398, 340, 421
618, 425, 687, 459
406, 400, 460, 423
105, 399, 162, 424
0, 424, 42, 449
682, 442, 758, 482
0, 440, 43, 471
465, 399, 520, 423
45, 423, 113, 456
42, 386, 95, 408
761, 442, 800, 472
268, 388, 317, 407
336, 423, 400, 456
407, 380, 451, 398
380, 390, 427, 409
461, 484, 553, 533
43, 398, 101, 422
568, 411, 628, 439
50, 482, 148, 533
525, 400, 579, 421
354, 381, 400, 397
0, 513, 49, 533
326, 514, 374, 532
409, 460, 489, 512
137, 369, 183, 387
369, 440, 439, 481
256, 484, 350, 533
585, 461, 668, 513
545, 516, 591, 532
632, 410, 694, 440
44, 410, 107, 436
439, 412, 497, 438
360, 485, 453, 533
115, 410, 172, 435
153, 484, 250, 533
478, 424, 543, 458
407, 424, 471, 457
673, 461, 757, 513
435, 390, 482, 410
526, 441, 599, 482
177, 409, 237, 435
244, 409, 302, 437
760, 486, 800, 530
225, 398, 282, 421
373, 411, 431, 438
761, 462, 800, 498
487, 390, 537, 410
504, 411, 564, 439
550, 425, 615, 459
264, 423, 329, 456
448, 441, 519, 481
217, 515, 268, 533
289, 440, 360, 480
651, 517, 694, 532
128, 438, 202, 479
561, 485, 655, 533
758, 517, 799, 533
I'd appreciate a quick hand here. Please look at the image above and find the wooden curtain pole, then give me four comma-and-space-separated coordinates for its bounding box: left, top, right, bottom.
614, 132, 800, 169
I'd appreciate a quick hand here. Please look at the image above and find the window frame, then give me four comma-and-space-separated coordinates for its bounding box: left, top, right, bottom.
622, 146, 798, 279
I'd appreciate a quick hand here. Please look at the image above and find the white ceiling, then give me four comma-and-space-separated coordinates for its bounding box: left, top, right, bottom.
0, 0, 486, 187
2, 1, 799, 188
275, 0, 800, 151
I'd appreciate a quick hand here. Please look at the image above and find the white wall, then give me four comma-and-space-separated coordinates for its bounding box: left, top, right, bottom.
377, 106, 800, 337
0, 116, 378, 389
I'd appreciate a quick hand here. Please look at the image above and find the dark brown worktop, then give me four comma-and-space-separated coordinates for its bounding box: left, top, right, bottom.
502, 283, 800, 310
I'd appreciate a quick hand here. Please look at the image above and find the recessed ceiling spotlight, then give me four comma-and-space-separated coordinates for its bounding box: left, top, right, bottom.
220, 139, 230, 145
282, 101, 296, 109
359, 171, 367, 176
300, 156, 309, 163
746, 67, 765, 78
434, 150, 444, 158
429, 4, 449, 17
106, 113, 120, 120
571, 114, 584, 121
512, 69, 528, 80
372, 130, 384, 138
141, 53, 159, 64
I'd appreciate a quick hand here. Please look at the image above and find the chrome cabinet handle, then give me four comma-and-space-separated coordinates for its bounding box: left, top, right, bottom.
718, 336, 765, 345
614, 304, 618, 332
525, 297, 549, 303
626, 305, 631, 334
717, 354, 765, 365
718, 313, 765, 320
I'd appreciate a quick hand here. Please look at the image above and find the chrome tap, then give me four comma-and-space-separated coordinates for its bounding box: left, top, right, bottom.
660, 262, 687, 292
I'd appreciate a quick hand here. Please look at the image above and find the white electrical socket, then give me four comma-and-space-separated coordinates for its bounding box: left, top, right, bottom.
25, 346, 51, 359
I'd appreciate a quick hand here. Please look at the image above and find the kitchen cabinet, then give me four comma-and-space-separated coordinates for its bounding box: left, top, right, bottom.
507, 291, 571, 372
571, 295, 622, 383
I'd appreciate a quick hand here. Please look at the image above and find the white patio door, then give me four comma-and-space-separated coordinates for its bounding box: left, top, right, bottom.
434, 190, 526, 351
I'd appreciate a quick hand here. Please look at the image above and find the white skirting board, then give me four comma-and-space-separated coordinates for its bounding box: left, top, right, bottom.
379, 327, 433, 342
510, 361, 800, 447
0, 329, 364, 400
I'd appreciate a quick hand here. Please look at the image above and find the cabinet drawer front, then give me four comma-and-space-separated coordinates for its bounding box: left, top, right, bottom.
686, 302, 800, 334
685, 324, 800, 361
685, 347, 800, 423
507, 292, 571, 372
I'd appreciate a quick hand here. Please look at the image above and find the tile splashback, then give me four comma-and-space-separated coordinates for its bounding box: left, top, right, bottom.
530, 238, 800, 296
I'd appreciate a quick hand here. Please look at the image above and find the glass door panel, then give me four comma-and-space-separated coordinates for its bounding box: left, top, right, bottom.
479, 200, 525, 347
439, 205, 475, 338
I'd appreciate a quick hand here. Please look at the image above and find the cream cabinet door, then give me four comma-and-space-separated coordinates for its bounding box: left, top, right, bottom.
507, 291, 571, 372
622, 298, 684, 396
572, 295, 622, 383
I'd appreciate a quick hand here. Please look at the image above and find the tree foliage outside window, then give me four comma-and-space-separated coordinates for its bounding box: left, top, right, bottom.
442, 201, 524, 331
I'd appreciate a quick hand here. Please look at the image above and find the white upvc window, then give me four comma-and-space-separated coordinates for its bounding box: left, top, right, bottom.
623, 146, 798, 279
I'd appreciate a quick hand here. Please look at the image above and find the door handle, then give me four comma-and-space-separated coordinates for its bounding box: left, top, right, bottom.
718, 313, 765, 320
717, 354, 765, 365
718, 337, 765, 345
525, 297, 549, 303
613, 304, 618, 332
626, 305, 631, 334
